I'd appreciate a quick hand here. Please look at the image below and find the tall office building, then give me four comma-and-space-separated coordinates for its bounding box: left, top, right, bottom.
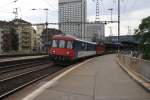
58, 0, 87, 38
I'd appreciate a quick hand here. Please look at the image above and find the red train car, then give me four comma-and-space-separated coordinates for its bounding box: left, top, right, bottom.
49, 35, 99, 62
96, 42, 105, 55
49, 35, 75, 62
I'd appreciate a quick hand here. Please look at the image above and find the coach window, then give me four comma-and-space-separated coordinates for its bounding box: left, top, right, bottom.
59, 40, 65, 48
52, 40, 58, 47
67, 41, 72, 49
82, 43, 87, 50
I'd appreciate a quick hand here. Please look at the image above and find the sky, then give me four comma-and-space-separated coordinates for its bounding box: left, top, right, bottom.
0, 0, 150, 36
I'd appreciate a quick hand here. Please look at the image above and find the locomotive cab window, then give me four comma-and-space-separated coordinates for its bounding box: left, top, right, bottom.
59, 40, 65, 48
52, 40, 58, 47
82, 43, 87, 50
67, 41, 73, 49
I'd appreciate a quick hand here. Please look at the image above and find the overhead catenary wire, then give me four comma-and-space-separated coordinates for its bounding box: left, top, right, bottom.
0, 0, 19, 9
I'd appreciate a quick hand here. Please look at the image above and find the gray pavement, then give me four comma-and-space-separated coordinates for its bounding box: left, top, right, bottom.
33, 54, 150, 100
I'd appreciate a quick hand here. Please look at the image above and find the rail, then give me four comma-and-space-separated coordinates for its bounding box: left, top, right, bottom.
0, 62, 63, 99
118, 53, 150, 81
0, 53, 47, 59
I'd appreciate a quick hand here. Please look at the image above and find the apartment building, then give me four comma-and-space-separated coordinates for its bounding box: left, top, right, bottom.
0, 21, 11, 52
11, 19, 34, 53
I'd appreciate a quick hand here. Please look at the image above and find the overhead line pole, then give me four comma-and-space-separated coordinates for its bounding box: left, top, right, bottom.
108, 8, 113, 22
13, 8, 18, 19
44, 8, 48, 30
43, 8, 49, 53
118, 0, 120, 51
83, 0, 86, 40
108, 8, 113, 36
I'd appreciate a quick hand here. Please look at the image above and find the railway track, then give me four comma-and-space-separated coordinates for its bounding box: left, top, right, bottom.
0, 55, 93, 99
0, 60, 64, 99
0, 53, 47, 59
0, 60, 50, 75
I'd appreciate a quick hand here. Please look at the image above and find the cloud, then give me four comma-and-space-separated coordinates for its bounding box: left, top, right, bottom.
128, 8, 150, 21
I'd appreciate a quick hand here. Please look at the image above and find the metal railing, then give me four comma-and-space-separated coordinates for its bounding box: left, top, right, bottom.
118, 54, 150, 81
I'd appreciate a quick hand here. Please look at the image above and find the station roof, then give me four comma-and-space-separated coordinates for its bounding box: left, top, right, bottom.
105, 35, 139, 44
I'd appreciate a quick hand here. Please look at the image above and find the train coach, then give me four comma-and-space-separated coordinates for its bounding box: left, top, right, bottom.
49, 34, 105, 63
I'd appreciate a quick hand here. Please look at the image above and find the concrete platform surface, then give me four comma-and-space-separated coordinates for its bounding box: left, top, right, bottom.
25, 54, 150, 100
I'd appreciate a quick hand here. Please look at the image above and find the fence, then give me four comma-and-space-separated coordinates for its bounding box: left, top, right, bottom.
118, 54, 150, 81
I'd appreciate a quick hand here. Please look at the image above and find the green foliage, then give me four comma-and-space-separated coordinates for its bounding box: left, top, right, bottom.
142, 44, 150, 59
135, 16, 150, 59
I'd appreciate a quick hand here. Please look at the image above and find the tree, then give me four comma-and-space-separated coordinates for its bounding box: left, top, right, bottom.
135, 16, 150, 59
10, 27, 19, 51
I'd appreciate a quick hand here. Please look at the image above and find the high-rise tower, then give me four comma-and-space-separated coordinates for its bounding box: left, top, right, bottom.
58, 0, 87, 38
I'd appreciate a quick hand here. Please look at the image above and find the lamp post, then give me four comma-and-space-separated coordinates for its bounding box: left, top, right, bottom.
43, 8, 48, 30
31, 8, 49, 29
31, 8, 49, 52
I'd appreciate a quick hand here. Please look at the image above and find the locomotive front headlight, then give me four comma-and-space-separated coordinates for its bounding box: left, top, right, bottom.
66, 51, 70, 55
52, 50, 56, 53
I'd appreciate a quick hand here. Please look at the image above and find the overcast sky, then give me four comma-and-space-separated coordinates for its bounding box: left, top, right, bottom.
0, 0, 150, 36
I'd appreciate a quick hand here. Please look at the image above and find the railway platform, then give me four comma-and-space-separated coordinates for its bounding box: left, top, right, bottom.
23, 54, 150, 100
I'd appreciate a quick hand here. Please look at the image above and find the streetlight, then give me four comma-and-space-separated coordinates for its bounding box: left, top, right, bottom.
31, 8, 49, 28
43, 8, 48, 30
31, 8, 49, 36
31, 8, 49, 52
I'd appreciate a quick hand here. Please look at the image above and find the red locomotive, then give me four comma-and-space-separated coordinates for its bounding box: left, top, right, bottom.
49, 34, 105, 63
96, 42, 105, 55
